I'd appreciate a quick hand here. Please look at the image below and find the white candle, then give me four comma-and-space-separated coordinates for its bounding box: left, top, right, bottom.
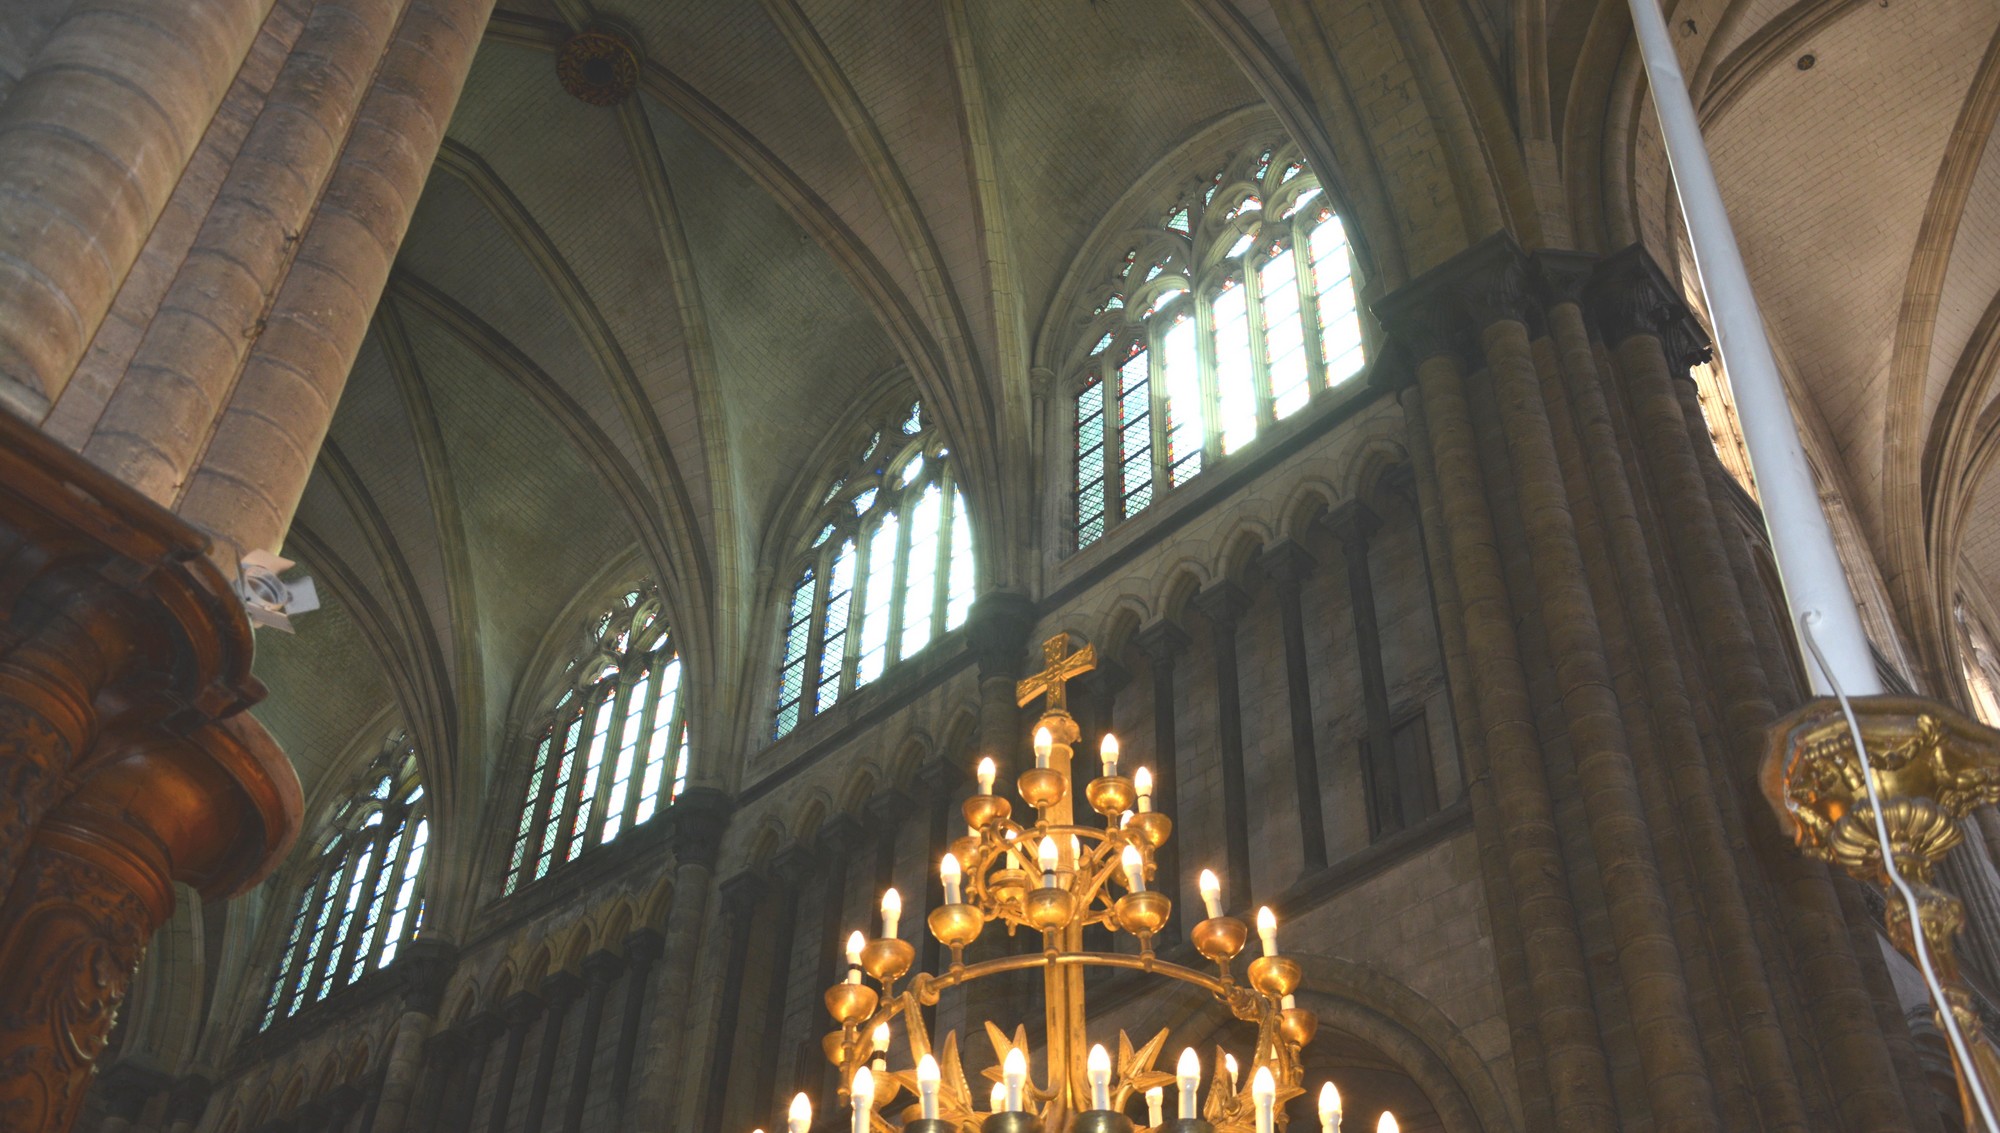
852, 1066, 874, 1133
918, 1054, 941, 1120
1120, 809, 1134, 829
990, 1082, 1007, 1115
1003, 1047, 1028, 1112
1134, 766, 1153, 811
1257, 906, 1278, 956
1146, 1087, 1165, 1127
1100, 732, 1120, 777
1282, 994, 1296, 1010
1176, 1048, 1200, 1119
881, 889, 902, 939
1033, 726, 1053, 769
978, 756, 996, 795
1224, 1053, 1239, 1094
1038, 837, 1060, 888
1199, 870, 1223, 919
789, 1092, 813, 1133
941, 853, 963, 905
1252, 1066, 1275, 1133
871, 1021, 890, 1069
1318, 1082, 1342, 1133
1376, 1114, 1398, 1133
1088, 1043, 1112, 1110
846, 930, 865, 983
1121, 845, 1146, 892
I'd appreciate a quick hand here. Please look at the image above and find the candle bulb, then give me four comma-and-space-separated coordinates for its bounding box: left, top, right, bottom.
1176, 1048, 1200, 1119
1257, 906, 1279, 956
977, 756, 996, 795
851, 1066, 874, 1133
1003, 1047, 1028, 1112
881, 888, 902, 939
918, 1054, 941, 1121
1088, 1043, 1112, 1111
1038, 837, 1060, 888
789, 1092, 813, 1133
1200, 869, 1223, 919
941, 853, 963, 905
1318, 1083, 1342, 1133
845, 930, 865, 983
1282, 994, 1296, 1010
1122, 844, 1146, 892
1034, 726, 1053, 769
871, 1022, 890, 1073
1224, 1053, 1239, 1094
1100, 732, 1120, 777
1252, 1067, 1276, 1133
1376, 1115, 1398, 1133
1120, 809, 1134, 829
1135, 766, 1153, 812
1146, 1087, 1165, 1127
990, 1082, 1007, 1115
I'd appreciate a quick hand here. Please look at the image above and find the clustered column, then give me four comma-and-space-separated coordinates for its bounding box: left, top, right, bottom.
1192, 583, 1254, 905
1259, 541, 1330, 873
1133, 621, 1189, 930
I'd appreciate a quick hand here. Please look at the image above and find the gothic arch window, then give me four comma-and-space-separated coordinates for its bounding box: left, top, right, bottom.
258, 736, 428, 1031
502, 583, 689, 895
774, 399, 974, 738
1070, 140, 1365, 549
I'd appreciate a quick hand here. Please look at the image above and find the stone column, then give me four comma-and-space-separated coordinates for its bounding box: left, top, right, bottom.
610, 930, 662, 1111
699, 873, 768, 1133
1192, 583, 1254, 905
0, 0, 274, 416
318, 1084, 365, 1133
1133, 621, 1190, 931
482, 991, 544, 1133
521, 971, 582, 1132
866, 789, 913, 895
174, 0, 497, 560
1324, 502, 1418, 836
912, 759, 963, 1008
559, 951, 623, 1133
966, 591, 1035, 783
1078, 661, 1131, 761
630, 787, 731, 1133
163, 1076, 212, 1133
756, 849, 810, 1114
409, 1029, 467, 1133
811, 816, 861, 1111
1259, 541, 1329, 872
96, 1064, 167, 1133
369, 938, 457, 1133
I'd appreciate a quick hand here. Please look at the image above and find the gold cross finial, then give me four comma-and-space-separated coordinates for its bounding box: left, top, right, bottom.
1015, 632, 1097, 712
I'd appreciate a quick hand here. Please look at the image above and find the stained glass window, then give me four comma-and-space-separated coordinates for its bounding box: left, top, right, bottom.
1068, 140, 1365, 549
259, 736, 428, 1030
774, 398, 975, 737
500, 582, 689, 896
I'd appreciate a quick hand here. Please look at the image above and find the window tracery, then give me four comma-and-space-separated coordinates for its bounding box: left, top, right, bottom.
501, 583, 688, 896
258, 735, 428, 1031
1070, 141, 1365, 549
775, 399, 973, 738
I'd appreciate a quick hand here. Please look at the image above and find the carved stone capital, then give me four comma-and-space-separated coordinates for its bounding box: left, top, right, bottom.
819, 814, 866, 856
1321, 500, 1383, 551
540, 969, 585, 1008
1079, 658, 1133, 702
425, 1028, 470, 1065
719, 871, 769, 921
1192, 582, 1253, 629
1258, 540, 1317, 588
396, 938, 459, 1016
622, 927, 664, 967
1587, 244, 1712, 372
1131, 620, 1191, 667
1532, 249, 1599, 309
770, 845, 816, 887
501, 990, 546, 1030
669, 787, 733, 870
1372, 233, 1535, 372
911, 756, 965, 804
966, 590, 1037, 681
580, 949, 626, 986
864, 788, 916, 832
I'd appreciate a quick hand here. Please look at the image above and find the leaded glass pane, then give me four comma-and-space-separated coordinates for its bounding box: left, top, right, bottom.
901, 485, 943, 657
947, 490, 974, 630
1163, 315, 1207, 480
600, 673, 649, 844
1076, 377, 1108, 547
1261, 250, 1309, 419
567, 693, 615, 860
1311, 214, 1364, 381
1117, 350, 1154, 516
776, 571, 814, 737
855, 513, 899, 687
818, 540, 855, 712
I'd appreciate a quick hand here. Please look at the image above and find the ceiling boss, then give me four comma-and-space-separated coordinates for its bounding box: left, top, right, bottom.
782, 633, 1394, 1133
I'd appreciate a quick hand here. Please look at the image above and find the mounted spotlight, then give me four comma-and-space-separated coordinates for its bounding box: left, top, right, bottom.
235, 549, 320, 633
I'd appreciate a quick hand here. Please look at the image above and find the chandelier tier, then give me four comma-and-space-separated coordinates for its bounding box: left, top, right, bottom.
788, 633, 1397, 1133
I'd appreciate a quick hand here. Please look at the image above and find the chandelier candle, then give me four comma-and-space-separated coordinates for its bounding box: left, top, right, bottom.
990, 1082, 1006, 1115
1318, 1083, 1340, 1133
1225, 1054, 1239, 1094
1038, 837, 1060, 887
881, 889, 901, 938
1376, 1115, 1397, 1133
1004, 1047, 1028, 1112
917, 1054, 941, 1120
1256, 907, 1278, 956
1034, 726, 1053, 769
1178, 1049, 1201, 1119
790, 1093, 813, 1133
1089, 1044, 1112, 1110
1252, 1067, 1276, 1133
941, 853, 963, 905
1200, 870, 1223, 919
1122, 845, 1146, 892
845, 931, 864, 983
851, 1066, 874, 1133
1135, 766, 1153, 811
978, 756, 996, 794
1100, 733, 1120, 777
1147, 1087, 1165, 1126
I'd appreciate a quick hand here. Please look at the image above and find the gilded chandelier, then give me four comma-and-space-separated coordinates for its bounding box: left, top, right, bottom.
772, 634, 1397, 1133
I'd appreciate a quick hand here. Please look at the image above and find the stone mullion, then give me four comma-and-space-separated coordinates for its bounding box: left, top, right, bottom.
522, 971, 582, 1132
553, 692, 607, 862
1542, 270, 1813, 1130
844, 524, 880, 696
528, 710, 576, 872
482, 992, 544, 1133
302, 842, 363, 1007
334, 817, 395, 986
1604, 301, 1917, 1133
621, 662, 663, 834
931, 473, 956, 636
1290, 228, 1330, 397
1243, 252, 1279, 434
560, 952, 624, 1133
887, 490, 915, 664
583, 681, 635, 851
1260, 541, 1329, 873
699, 873, 768, 1133
801, 551, 833, 724
612, 931, 663, 1111
1192, 583, 1253, 905
1134, 621, 1189, 936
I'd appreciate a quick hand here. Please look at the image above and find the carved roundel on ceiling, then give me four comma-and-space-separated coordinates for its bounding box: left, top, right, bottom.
557, 31, 638, 107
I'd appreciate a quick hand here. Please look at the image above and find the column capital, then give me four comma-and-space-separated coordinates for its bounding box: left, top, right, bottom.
670, 787, 734, 870
719, 871, 769, 919
965, 590, 1037, 680
395, 938, 460, 1015
502, 989, 546, 1029
1192, 581, 1253, 628
865, 788, 916, 830
771, 844, 816, 887
1080, 658, 1133, 700
580, 949, 626, 986
1532, 248, 1599, 309
1321, 500, 1382, 549
1587, 244, 1712, 372
1372, 233, 1534, 371
1258, 540, 1317, 587
819, 814, 866, 855
912, 756, 965, 803
623, 927, 665, 965
1132, 620, 1191, 666
540, 969, 585, 1008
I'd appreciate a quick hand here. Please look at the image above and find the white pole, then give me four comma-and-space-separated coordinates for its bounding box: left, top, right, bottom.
1625, 0, 1880, 696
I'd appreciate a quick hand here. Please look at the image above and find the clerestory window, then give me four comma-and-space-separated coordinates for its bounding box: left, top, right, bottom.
774, 399, 974, 738
259, 736, 428, 1031
501, 583, 689, 896
1072, 141, 1365, 550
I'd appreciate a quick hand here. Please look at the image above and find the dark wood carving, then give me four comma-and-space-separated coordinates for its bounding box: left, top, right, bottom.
0, 412, 301, 1133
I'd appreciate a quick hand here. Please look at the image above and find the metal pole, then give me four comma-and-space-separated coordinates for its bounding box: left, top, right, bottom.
1624, 0, 1881, 696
